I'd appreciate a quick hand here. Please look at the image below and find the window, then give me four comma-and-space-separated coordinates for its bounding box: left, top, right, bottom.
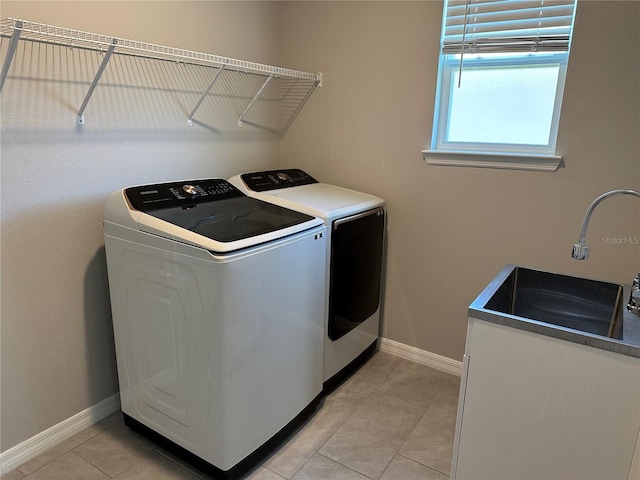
426, 0, 578, 170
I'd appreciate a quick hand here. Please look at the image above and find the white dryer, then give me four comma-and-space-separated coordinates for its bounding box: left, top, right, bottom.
229, 169, 385, 391
104, 178, 326, 479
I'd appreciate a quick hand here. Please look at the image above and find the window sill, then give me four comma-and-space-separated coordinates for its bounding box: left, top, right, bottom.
422, 150, 563, 172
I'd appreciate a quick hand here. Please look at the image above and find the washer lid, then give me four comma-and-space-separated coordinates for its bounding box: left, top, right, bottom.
122, 179, 322, 252
146, 197, 318, 243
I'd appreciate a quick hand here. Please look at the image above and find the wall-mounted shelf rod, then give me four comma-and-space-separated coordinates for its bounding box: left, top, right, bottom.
238, 74, 274, 127
0, 19, 22, 93
77, 38, 117, 124
187, 65, 225, 127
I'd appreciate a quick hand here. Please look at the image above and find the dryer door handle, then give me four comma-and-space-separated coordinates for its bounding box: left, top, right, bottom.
333, 207, 384, 231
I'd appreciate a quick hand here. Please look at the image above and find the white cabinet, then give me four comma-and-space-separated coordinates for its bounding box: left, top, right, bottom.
451, 316, 640, 480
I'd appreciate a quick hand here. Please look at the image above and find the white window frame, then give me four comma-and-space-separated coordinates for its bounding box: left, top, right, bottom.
424, 0, 577, 171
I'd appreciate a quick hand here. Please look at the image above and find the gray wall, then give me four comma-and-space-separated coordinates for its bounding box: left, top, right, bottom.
1, 0, 639, 456
280, 1, 640, 361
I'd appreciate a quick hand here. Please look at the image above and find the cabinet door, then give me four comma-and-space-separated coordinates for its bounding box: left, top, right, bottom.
453, 317, 640, 480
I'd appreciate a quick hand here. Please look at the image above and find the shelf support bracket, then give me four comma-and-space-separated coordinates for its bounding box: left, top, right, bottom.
238, 73, 274, 127
187, 64, 225, 127
0, 20, 23, 94
77, 38, 118, 124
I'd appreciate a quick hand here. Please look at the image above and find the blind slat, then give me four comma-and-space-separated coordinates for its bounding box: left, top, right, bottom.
445, 16, 575, 37
442, 0, 577, 54
446, 0, 574, 17
446, 4, 574, 25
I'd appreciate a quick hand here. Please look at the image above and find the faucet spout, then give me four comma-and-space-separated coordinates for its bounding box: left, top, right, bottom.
572, 189, 640, 260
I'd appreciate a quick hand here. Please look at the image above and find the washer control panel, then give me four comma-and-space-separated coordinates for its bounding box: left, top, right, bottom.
125, 179, 242, 212
241, 169, 318, 192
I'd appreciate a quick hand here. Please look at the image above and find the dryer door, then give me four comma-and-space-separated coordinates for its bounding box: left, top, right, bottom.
329, 207, 385, 341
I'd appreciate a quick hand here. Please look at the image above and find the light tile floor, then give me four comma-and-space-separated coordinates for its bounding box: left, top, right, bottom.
1, 352, 460, 480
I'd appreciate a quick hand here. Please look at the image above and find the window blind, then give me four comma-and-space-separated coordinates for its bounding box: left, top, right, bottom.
442, 0, 577, 54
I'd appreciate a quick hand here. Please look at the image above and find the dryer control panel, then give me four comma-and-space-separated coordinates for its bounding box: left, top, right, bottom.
125, 179, 243, 212
240, 169, 318, 192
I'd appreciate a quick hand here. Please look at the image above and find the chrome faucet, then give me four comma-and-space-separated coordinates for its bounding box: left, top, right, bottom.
571, 189, 640, 313
630, 274, 640, 314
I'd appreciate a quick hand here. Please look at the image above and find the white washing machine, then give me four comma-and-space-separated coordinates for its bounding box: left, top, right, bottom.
104, 178, 326, 479
229, 169, 385, 391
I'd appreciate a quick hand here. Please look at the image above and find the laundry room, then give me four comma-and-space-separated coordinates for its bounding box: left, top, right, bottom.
1, 1, 639, 479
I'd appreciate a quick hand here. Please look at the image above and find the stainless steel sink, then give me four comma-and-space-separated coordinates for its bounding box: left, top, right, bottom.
481, 266, 625, 339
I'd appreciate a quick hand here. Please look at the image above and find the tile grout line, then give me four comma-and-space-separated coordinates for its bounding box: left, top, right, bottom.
394, 452, 451, 477
16, 415, 124, 478
271, 353, 406, 480
314, 451, 377, 480
70, 420, 130, 479
153, 449, 205, 478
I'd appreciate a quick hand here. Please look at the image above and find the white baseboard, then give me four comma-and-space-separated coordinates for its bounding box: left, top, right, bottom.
0, 393, 121, 475
379, 337, 463, 377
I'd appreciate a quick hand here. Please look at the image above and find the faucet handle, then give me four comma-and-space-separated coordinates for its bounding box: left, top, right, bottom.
572, 243, 589, 260
628, 273, 640, 314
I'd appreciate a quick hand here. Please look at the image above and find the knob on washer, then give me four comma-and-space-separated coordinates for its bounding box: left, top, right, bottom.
182, 184, 198, 197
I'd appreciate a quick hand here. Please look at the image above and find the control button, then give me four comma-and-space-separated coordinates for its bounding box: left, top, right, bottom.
182, 184, 198, 197
277, 172, 290, 181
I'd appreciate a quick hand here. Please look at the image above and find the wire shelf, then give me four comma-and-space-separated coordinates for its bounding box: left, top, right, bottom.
0, 17, 321, 130
0, 18, 321, 81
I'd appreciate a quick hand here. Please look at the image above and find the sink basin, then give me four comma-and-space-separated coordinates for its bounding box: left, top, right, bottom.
480, 266, 624, 339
